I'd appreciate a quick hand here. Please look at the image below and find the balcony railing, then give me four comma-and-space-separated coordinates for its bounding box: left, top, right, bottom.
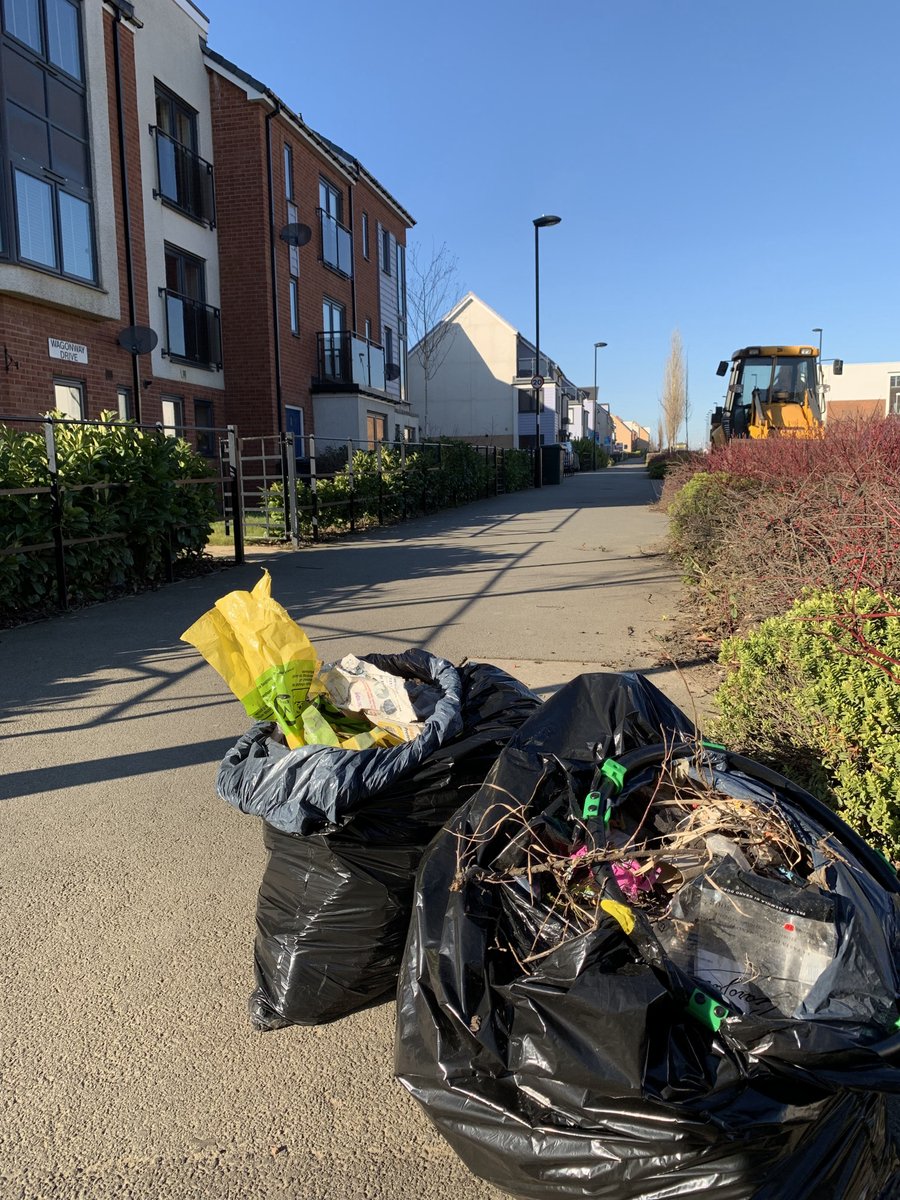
318, 208, 353, 277
316, 330, 385, 390
515, 355, 553, 380
160, 289, 223, 369
151, 127, 216, 227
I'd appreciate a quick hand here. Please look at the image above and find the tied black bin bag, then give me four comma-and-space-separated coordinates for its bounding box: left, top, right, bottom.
395, 672, 900, 1200
217, 650, 540, 1029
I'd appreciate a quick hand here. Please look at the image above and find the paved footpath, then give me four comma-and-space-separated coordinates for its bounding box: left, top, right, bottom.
0, 463, 711, 1200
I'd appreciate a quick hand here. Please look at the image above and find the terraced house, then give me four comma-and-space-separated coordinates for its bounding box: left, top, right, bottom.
0, 0, 414, 457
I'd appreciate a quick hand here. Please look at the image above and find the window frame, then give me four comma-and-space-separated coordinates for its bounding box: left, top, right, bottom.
289, 276, 299, 335
381, 226, 391, 275
52, 375, 83, 419
116, 386, 133, 420
283, 142, 294, 200
1, 0, 97, 283
160, 394, 185, 438
361, 211, 369, 259
154, 80, 198, 152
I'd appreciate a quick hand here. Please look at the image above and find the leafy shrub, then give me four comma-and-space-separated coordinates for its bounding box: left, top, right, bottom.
662, 418, 900, 633
713, 587, 900, 859
646, 449, 699, 479
572, 437, 608, 470
0, 414, 216, 616
288, 442, 532, 538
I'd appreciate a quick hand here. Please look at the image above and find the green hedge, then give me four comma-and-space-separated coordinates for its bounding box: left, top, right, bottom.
713, 587, 900, 859
572, 437, 609, 470
288, 442, 533, 536
0, 414, 217, 615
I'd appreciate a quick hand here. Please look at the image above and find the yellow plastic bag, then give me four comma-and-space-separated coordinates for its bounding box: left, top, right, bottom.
181, 570, 317, 748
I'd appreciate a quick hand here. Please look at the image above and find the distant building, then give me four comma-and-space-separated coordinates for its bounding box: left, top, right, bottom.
822, 361, 900, 421
624, 420, 650, 452
407, 291, 586, 447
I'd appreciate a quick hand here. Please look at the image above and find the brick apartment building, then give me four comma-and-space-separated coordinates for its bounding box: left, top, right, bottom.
0, 0, 414, 456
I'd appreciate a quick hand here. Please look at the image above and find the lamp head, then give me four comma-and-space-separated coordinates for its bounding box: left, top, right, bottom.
533, 214, 561, 228
595, 341, 607, 349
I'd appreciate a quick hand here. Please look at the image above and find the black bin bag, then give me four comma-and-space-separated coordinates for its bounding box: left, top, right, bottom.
395, 671, 900, 1199
217, 650, 541, 1028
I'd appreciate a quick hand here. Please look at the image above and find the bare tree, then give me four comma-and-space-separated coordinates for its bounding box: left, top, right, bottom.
407, 241, 462, 435
660, 329, 686, 449
656, 417, 665, 453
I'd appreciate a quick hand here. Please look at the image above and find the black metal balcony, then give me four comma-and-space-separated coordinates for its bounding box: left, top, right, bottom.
152, 127, 216, 227
160, 289, 222, 369
317, 208, 353, 277
315, 331, 385, 390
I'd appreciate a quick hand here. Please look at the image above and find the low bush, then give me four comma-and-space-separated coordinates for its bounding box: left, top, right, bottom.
572, 437, 608, 470
0, 414, 216, 616
662, 418, 900, 633
279, 442, 532, 539
646, 449, 698, 479
713, 587, 900, 859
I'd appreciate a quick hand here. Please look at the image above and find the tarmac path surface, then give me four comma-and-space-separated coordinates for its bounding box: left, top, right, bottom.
0, 462, 712, 1200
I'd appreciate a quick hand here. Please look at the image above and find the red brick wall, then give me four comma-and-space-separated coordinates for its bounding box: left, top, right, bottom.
353, 177, 409, 343
0, 13, 226, 453
206, 73, 276, 441
208, 71, 411, 442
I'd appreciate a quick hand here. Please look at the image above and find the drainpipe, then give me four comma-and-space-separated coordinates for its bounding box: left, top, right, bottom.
265, 101, 293, 537
348, 178, 357, 334
265, 100, 284, 440
111, 6, 142, 421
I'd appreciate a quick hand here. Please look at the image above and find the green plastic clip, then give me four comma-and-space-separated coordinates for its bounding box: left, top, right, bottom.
599, 758, 626, 793
582, 792, 602, 820
701, 739, 727, 752
687, 988, 729, 1033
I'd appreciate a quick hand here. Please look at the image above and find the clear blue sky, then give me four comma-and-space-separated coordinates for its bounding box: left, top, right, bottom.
206, 0, 899, 446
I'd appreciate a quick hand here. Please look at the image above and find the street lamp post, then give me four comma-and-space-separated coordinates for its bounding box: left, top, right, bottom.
533, 214, 561, 487
592, 340, 607, 471
812, 327, 823, 358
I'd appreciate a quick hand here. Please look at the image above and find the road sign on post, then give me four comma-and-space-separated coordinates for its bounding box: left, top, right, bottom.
531, 375, 544, 391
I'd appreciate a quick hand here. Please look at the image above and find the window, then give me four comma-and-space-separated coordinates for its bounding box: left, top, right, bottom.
361, 212, 369, 259
318, 177, 351, 275
289, 278, 299, 335
287, 200, 299, 275
161, 395, 184, 437
194, 398, 214, 456
116, 386, 133, 420
162, 244, 221, 368
284, 143, 293, 200
155, 83, 196, 151
153, 82, 214, 225
890, 375, 900, 388
321, 297, 344, 378
398, 338, 406, 401
364, 317, 372, 342
396, 243, 405, 315
52, 377, 82, 418
318, 177, 341, 222
383, 325, 393, 373
518, 388, 537, 413
394, 424, 401, 443
366, 411, 386, 449
381, 226, 391, 274
2, 0, 96, 281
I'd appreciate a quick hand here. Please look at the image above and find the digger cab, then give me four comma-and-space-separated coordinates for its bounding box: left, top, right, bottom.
710, 346, 824, 445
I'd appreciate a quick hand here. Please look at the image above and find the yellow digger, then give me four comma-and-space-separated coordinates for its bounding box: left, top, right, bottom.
710, 345, 841, 446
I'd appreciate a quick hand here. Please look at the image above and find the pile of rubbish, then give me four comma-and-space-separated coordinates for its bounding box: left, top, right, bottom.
396, 672, 900, 1199
182, 572, 541, 1028
182, 570, 441, 750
